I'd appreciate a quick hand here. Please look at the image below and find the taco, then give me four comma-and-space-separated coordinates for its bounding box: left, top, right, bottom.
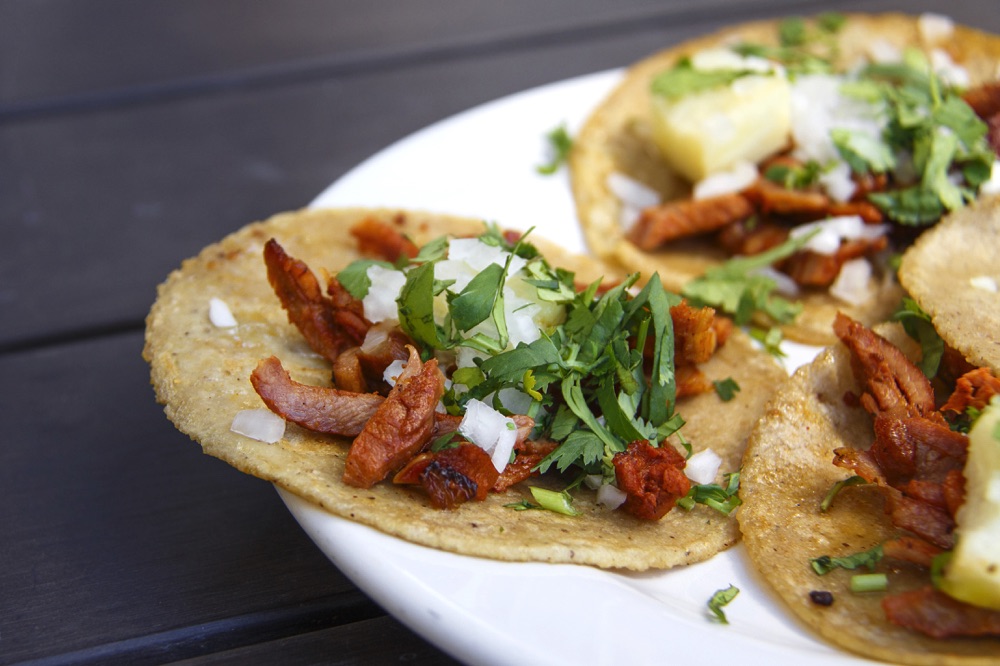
570, 12, 1000, 345
144, 208, 786, 571
738, 198, 1000, 662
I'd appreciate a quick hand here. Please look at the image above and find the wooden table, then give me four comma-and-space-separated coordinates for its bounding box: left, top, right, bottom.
4, 1, 998, 664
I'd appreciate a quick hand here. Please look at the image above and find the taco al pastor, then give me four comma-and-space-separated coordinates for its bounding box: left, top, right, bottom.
144, 208, 786, 570
738, 197, 1000, 663
570, 13, 1000, 345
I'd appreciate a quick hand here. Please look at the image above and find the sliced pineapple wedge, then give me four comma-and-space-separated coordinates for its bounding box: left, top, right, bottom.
649, 51, 791, 183
939, 397, 1000, 610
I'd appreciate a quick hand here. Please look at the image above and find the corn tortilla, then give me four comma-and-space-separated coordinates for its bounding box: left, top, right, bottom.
740, 201, 1000, 662
570, 13, 1000, 345
144, 208, 787, 570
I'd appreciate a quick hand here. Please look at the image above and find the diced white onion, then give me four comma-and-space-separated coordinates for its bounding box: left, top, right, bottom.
208, 297, 237, 328
931, 49, 970, 89
919, 13, 955, 43
360, 324, 389, 354
597, 483, 628, 510
685, 448, 722, 485
383, 359, 406, 386
789, 74, 887, 187
690, 48, 777, 74
752, 265, 800, 297
971, 276, 999, 293
981, 160, 1000, 196
607, 171, 659, 232
830, 258, 873, 306
362, 265, 407, 323
692, 160, 758, 199
231, 409, 285, 443
458, 399, 517, 472
866, 39, 902, 64
448, 238, 527, 276
584, 474, 603, 490
818, 162, 856, 203
790, 215, 888, 256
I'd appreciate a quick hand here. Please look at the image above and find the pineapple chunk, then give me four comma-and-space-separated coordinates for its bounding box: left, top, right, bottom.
939, 397, 1000, 610
650, 73, 791, 183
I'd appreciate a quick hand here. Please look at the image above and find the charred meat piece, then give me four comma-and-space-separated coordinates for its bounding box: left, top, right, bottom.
833, 313, 936, 419
613, 440, 691, 520
250, 356, 385, 436
883, 586, 1000, 638
393, 443, 500, 509
264, 239, 368, 363
343, 347, 445, 488
349, 215, 420, 262
628, 193, 755, 250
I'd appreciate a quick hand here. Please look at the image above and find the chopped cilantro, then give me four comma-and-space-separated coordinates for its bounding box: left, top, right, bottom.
537, 124, 573, 175
337, 259, 393, 299
819, 475, 866, 512
651, 57, 759, 101
677, 471, 742, 515
811, 544, 884, 575
682, 232, 815, 327
892, 298, 944, 378
708, 585, 740, 624
712, 377, 741, 402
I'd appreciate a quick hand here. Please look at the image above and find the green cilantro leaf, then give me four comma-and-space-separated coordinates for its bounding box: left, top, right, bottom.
708, 585, 740, 624
811, 544, 884, 575
712, 377, 741, 402
536, 124, 573, 175
893, 297, 944, 377
336, 259, 394, 299
651, 58, 757, 101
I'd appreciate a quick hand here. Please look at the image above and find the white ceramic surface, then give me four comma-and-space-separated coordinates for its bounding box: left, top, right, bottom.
286, 70, 862, 666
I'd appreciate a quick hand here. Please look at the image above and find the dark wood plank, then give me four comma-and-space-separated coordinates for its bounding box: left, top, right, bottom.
173, 617, 462, 666
0, 331, 376, 662
1, 0, 825, 107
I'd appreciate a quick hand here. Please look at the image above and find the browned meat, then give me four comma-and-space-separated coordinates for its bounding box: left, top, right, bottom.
612, 440, 691, 520
828, 200, 886, 224
883, 586, 1000, 638
326, 277, 371, 345
672, 300, 722, 366
870, 414, 967, 486
492, 440, 557, 492
332, 347, 367, 393
250, 356, 385, 436
628, 193, 754, 250
963, 80, 1000, 121
393, 443, 500, 509
745, 178, 830, 217
264, 239, 366, 363
941, 366, 1000, 416
881, 536, 943, 568
343, 347, 445, 488
782, 235, 888, 287
884, 489, 955, 550
717, 219, 790, 256
833, 313, 936, 419
832, 446, 888, 485
349, 216, 420, 262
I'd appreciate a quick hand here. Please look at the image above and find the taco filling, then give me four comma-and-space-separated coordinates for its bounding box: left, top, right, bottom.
571, 13, 1000, 345
824, 312, 1000, 639
632, 15, 1000, 294
251, 216, 738, 518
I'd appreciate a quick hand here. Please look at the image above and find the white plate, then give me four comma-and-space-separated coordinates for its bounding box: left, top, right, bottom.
289, 70, 863, 665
